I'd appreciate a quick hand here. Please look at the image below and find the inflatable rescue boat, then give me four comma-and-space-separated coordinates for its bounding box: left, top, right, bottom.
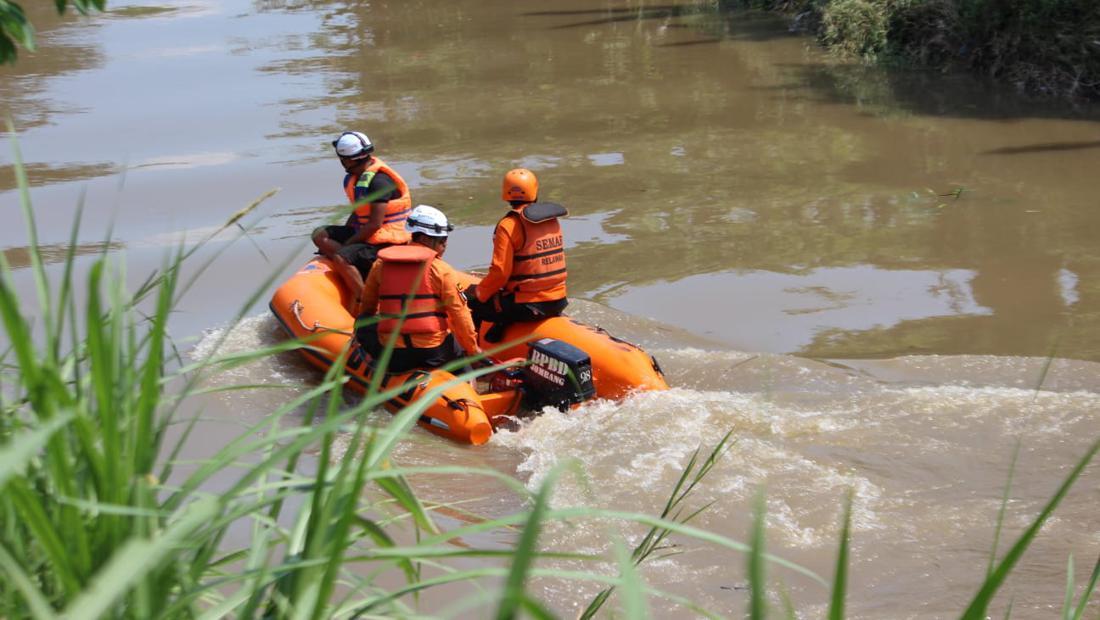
269, 257, 668, 444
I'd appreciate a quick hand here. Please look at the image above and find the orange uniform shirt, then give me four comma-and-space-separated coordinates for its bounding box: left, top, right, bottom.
477, 211, 567, 304
476, 215, 521, 303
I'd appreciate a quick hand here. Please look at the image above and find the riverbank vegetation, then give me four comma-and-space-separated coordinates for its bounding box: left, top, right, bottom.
0, 1, 105, 64
722, 0, 1100, 99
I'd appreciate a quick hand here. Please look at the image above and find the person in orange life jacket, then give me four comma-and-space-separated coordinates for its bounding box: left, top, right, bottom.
466, 168, 568, 343
355, 205, 485, 374
312, 131, 413, 311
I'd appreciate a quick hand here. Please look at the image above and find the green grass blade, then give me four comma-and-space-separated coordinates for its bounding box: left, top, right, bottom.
63, 410, 107, 498
83, 260, 121, 497
988, 442, 1020, 579
613, 535, 650, 620
133, 259, 174, 476
961, 439, 1100, 620
6, 120, 53, 350
7, 478, 82, 597
311, 423, 375, 620
580, 431, 734, 620
0, 254, 41, 396
0, 5, 36, 59
0, 410, 74, 488
356, 565, 716, 619
828, 491, 853, 620
1071, 552, 1100, 620
59, 496, 221, 619
748, 490, 766, 620
288, 381, 351, 614
356, 515, 419, 585
581, 507, 824, 585
519, 595, 558, 619
0, 542, 57, 620
365, 463, 530, 495
373, 469, 439, 536
779, 582, 797, 620
287, 371, 351, 616
494, 462, 566, 620
162, 379, 345, 511
1031, 343, 1057, 402
51, 191, 85, 362
1062, 555, 1075, 620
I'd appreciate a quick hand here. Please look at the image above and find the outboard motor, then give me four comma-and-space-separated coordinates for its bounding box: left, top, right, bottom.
521, 338, 596, 411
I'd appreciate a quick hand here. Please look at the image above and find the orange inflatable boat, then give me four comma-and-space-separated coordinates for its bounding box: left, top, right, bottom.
269, 257, 668, 444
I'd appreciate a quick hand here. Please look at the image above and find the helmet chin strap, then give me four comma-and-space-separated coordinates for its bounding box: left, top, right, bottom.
413, 235, 447, 253
341, 155, 369, 172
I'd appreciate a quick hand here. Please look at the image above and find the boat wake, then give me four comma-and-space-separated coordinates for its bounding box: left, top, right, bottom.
189, 309, 1100, 615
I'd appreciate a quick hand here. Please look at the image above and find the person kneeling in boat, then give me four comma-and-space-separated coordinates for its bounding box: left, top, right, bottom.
467, 168, 568, 343
355, 205, 486, 374
312, 130, 413, 313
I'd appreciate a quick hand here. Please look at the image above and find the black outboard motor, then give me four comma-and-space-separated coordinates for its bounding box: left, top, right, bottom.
521, 338, 596, 411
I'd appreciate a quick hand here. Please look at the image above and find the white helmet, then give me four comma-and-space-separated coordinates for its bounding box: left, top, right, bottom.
405, 205, 453, 237
332, 131, 373, 159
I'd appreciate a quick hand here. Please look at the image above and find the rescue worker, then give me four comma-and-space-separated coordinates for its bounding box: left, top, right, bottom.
355, 205, 485, 374
467, 168, 568, 342
312, 130, 413, 307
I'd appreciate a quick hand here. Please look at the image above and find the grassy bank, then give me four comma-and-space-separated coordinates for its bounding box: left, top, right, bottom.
722, 0, 1100, 99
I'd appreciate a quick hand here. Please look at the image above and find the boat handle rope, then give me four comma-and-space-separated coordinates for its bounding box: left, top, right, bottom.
290, 299, 354, 336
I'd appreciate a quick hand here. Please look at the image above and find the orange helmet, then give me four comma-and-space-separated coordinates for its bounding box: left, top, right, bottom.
502, 168, 538, 203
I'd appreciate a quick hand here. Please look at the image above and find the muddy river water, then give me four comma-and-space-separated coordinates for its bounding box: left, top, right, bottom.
2, 0, 1099, 617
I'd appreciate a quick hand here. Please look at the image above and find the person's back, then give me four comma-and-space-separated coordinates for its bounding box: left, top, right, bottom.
468, 168, 568, 341
497, 201, 567, 303
356, 205, 482, 373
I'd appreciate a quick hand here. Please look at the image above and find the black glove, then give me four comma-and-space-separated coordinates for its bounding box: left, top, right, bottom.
470, 357, 494, 370
463, 283, 479, 302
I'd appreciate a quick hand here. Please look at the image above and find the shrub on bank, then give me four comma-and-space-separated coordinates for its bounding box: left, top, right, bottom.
721, 0, 1100, 99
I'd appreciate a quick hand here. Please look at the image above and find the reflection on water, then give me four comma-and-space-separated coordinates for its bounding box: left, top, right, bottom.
2, 241, 122, 269
128, 151, 243, 171
586, 151, 625, 166
1057, 267, 1080, 306
608, 265, 990, 352
0, 161, 117, 189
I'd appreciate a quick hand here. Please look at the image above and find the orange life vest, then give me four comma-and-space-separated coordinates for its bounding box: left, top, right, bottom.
504, 202, 567, 301
344, 157, 413, 245
376, 245, 447, 336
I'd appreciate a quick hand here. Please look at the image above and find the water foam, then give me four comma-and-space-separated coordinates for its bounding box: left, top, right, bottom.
495, 387, 884, 548
491, 347, 1100, 557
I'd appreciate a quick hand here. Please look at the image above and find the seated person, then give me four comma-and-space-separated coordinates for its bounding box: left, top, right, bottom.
312, 130, 412, 311
467, 168, 568, 342
355, 205, 484, 374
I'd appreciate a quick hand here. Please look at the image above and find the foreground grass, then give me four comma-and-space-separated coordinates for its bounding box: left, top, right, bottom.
1, 130, 1099, 617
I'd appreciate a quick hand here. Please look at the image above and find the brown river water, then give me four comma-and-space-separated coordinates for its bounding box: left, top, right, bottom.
2, 1, 1099, 617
